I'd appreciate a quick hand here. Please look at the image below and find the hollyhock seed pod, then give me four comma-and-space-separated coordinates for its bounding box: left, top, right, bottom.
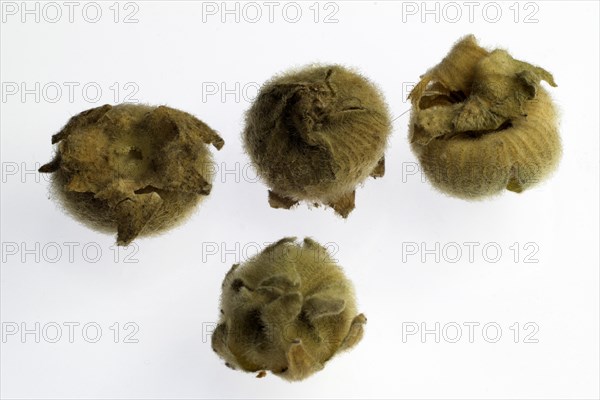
39, 104, 224, 245
243, 65, 391, 217
408, 35, 561, 199
212, 237, 366, 381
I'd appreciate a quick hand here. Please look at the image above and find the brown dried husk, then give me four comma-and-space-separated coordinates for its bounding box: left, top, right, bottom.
243, 65, 391, 217
39, 104, 224, 245
408, 35, 561, 199
212, 237, 366, 381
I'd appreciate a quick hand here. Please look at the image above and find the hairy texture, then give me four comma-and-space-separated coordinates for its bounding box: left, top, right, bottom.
39, 104, 224, 245
243, 65, 391, 217
408, 35, 561, 199
213, 237, 366, 381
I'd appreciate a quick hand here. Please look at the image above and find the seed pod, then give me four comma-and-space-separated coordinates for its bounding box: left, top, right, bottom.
213, 237, 366, 381
39, 104, 224, 245
243, 65, 391, 217
408, 35, 561, 198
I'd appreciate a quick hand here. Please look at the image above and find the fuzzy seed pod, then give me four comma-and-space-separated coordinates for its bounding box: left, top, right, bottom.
408, 35, 561, 198
39, 104, 224, 245
212, 237, 366, 381
243, 65, 391, 217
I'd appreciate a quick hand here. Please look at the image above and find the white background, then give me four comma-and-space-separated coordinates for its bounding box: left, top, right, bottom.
1, 1, 599, 399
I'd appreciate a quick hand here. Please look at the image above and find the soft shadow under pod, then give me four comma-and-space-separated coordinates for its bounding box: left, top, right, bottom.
39, 104, 224, 245
243, 64, 391, 217
408, 35, 561, 199
212, 237, 366, 381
